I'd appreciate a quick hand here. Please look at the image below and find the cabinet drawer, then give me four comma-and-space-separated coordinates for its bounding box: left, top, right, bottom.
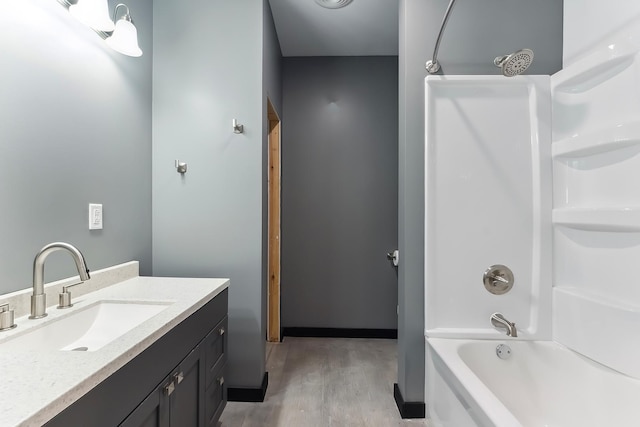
205, 363, 226, 427
205, 316, 227, 388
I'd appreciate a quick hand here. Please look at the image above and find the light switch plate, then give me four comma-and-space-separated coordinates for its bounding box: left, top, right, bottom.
89, 203, 103, 230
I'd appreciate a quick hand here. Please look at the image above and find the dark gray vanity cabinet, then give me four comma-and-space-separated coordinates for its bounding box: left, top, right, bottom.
120, 316, 228, 427
119, 344, 202, 427
44, 288, 228, 427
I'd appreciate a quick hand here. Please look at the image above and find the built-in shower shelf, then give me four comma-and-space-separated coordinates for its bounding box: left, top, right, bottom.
552, 46, 636, 94
553, 207, 640, 231
552, 121, 640, 158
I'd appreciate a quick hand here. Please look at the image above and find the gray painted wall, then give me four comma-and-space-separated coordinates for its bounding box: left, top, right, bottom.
398, 0, 563, 403
0, 0, 152, 295
281, 56, 399, 329
152, 0, 281, 389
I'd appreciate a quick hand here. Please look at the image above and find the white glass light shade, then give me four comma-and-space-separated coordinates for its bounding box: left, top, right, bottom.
105, 19, 143, 57
314, 0, 353, 9
69, 0, 115, 32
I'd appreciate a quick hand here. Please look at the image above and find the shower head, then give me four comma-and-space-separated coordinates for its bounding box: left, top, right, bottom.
494, 49, 534, 77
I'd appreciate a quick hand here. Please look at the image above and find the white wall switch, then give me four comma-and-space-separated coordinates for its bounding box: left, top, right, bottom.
89, 203, 103, 230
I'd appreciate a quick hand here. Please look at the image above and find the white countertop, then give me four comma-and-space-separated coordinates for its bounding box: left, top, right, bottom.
0, 275, 229, 427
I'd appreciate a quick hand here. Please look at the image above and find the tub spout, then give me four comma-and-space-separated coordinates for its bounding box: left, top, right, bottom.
490, 312, 517, 337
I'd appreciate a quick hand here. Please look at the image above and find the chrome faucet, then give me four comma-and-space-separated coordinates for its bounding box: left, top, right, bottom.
30, 242, 90, 319
490, 312, 517, 337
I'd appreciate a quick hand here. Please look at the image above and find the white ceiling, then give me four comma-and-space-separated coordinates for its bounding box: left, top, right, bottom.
268, 0, 399, 57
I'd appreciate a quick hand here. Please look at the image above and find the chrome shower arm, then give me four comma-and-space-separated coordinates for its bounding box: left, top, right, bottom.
426, 0, 458, 74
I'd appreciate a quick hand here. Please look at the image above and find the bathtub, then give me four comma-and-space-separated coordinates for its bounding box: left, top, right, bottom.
426, 337, 640, 427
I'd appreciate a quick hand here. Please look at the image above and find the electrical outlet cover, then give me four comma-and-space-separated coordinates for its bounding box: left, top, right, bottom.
89, 203, 103, 230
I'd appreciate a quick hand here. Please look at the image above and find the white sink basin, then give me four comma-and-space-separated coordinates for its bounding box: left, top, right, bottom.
2, 301, 172, 352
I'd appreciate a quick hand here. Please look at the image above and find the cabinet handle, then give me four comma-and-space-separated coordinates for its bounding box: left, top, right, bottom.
218, 327, 225, 336
164, 381, 175, 396
217, 376, 225, 386
174, 371, 184, 385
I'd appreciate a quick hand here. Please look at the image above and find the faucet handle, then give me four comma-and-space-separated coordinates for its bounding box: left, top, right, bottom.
0, 303, 17, 331
58, 282, 83, 309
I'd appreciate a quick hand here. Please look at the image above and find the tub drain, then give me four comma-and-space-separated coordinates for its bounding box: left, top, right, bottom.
71, 346, 89, 352
496, 344, 511, 360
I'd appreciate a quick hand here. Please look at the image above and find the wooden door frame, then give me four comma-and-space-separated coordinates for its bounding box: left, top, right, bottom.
267, 99, 281, 342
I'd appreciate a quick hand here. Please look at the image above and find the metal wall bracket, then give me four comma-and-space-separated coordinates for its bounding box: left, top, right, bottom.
175, 160, 187, 174
233, 119, 244, 134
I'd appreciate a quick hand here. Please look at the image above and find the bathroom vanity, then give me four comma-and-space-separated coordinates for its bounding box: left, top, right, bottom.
45, 288, 228, 427
0, 264, 229, 427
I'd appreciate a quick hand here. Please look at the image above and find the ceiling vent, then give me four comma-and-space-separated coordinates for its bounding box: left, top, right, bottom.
314, 0, 353, 9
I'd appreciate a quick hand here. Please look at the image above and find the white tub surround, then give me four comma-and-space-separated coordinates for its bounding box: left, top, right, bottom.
424, 75, 552, 340
0, 264, 229, 427
427, 338, 640, 427
424, 5, 640, 426
563, 0, 640, 67
553, 13, 640, 381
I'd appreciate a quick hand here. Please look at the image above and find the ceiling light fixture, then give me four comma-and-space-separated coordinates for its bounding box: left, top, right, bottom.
314, 0, 353, 9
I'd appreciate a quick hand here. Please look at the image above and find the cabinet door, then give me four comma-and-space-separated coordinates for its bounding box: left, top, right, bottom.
119, 379, 170, 427
169, 346, 205, 427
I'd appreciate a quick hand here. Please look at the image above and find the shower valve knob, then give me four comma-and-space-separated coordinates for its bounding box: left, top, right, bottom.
483, 265, 514, 295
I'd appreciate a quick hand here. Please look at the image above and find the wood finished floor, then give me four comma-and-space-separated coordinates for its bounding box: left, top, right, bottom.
219, 337, 431, 427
